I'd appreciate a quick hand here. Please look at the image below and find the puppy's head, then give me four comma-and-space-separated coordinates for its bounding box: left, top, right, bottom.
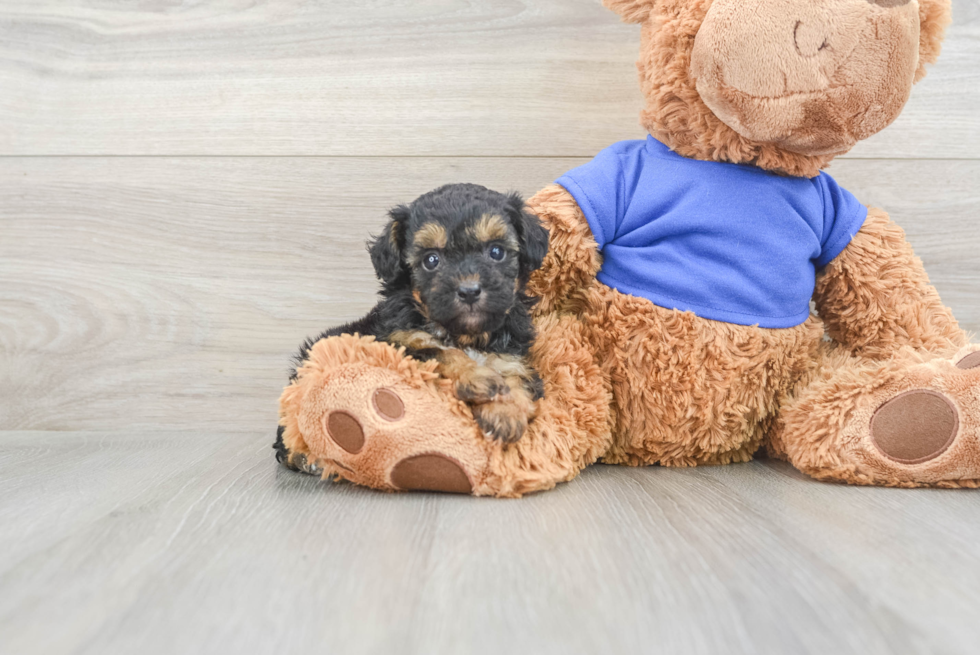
369, 183, 549, 338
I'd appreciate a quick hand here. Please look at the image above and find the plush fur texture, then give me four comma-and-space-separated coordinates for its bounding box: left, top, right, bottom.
524, 184, 605, 315
277, 0, 980, 496
813, 207, 967, 359
691, 0, 921, 157
609, 0, 952, 177
770, 345, 980, 488
571, 282, 824, 467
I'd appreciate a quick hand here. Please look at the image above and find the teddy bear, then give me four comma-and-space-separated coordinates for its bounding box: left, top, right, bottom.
276, 0, 980, 497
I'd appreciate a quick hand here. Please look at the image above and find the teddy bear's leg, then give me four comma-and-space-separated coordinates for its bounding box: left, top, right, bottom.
770, 345, 980, 487
278, 314, 613, 497
769, 206, 980, 486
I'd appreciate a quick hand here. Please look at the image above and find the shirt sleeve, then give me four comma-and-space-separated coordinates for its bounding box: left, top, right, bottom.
815, 173, 869, 269
555, 143, 634, 251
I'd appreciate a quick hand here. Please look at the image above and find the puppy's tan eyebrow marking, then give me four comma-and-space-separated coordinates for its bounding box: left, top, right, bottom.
468, 214, 521, 253
469, 214, 510, 243
413, 222, 448, 250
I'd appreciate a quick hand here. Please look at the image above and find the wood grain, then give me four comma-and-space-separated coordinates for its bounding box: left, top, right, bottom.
0, 0, 976, 158
0, 156, 579, 432
2, 430, 980, 655
2, 1, 979, 653
2, 157, 978, 432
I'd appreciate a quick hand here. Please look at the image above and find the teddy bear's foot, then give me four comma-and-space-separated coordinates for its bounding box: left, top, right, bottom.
773, 345, 980, 488
278, 314, 614, 498
278, 334, 494, 494
304, 378, 479, 493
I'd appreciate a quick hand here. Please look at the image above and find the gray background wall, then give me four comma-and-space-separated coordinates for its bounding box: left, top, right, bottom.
2, 0, 978, 433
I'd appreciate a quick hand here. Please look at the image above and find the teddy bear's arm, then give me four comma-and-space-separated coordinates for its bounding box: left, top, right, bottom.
813, 207, 967, 359
525, 184, 603, 314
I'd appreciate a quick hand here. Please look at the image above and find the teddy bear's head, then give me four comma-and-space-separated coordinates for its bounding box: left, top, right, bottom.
605, 0, 952, 176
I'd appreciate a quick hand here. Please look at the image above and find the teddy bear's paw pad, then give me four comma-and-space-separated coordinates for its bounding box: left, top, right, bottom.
955, 352, 980, 370
320, 388, 406, 454
390, 453, 473, 494
871, 389, 959, 464
325, 411, 366, 454
372, 388, 405, 421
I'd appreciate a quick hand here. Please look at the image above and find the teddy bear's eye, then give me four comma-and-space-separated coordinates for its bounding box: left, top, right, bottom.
487, 245, 506, 262
422, 252, 441, 271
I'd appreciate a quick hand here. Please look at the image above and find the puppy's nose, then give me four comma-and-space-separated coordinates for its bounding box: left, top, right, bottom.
456, 282, 482, 304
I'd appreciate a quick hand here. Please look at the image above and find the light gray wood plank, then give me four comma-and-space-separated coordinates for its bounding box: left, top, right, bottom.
2, 430, 980, 655
2, 157, 978, 432
0, 0, 976, 158
850, 0, 980, 159
0, 156, 582, 432
0, 0, 646, 157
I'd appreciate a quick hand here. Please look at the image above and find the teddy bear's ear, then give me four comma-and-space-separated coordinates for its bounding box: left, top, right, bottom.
602, 0, 656, 23
915, 0, 953, 82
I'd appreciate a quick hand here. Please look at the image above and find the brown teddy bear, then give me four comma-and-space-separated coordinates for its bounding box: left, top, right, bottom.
277, 0, 980, 497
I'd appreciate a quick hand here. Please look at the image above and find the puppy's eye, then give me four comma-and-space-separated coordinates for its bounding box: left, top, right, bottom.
422, 252, 441, 271
487, 245, 505, 262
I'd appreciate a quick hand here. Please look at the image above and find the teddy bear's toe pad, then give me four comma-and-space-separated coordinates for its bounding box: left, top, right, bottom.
372, 388, 405, 420
390, 453, 473, 494
956, 352, 980, 370
871, 389, 959, 464
325, 411, 366, 453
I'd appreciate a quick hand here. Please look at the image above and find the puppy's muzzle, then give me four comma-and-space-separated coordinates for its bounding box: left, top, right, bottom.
456, 282, 482, 305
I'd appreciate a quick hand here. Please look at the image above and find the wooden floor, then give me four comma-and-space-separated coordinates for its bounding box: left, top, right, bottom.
6, 431, 980, 655
2, 1, 979, 653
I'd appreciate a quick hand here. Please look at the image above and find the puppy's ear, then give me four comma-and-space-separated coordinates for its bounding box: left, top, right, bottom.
368, 205, 411, 287
505, 192, 550, 279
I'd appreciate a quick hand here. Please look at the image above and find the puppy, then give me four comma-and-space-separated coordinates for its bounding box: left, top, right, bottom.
275, 184, 550, 473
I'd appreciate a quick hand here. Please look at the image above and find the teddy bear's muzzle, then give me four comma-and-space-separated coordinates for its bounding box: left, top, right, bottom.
690, 0, 921, 156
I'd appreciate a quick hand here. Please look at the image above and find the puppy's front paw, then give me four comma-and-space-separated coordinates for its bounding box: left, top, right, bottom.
472, 401, 528, 444
455, 366, 508, 404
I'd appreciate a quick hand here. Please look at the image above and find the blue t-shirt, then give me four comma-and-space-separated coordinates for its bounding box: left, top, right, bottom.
556, 136, 868, 328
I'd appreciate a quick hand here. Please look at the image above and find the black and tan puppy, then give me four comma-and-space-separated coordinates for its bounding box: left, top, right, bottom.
279, 184, 549, 468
